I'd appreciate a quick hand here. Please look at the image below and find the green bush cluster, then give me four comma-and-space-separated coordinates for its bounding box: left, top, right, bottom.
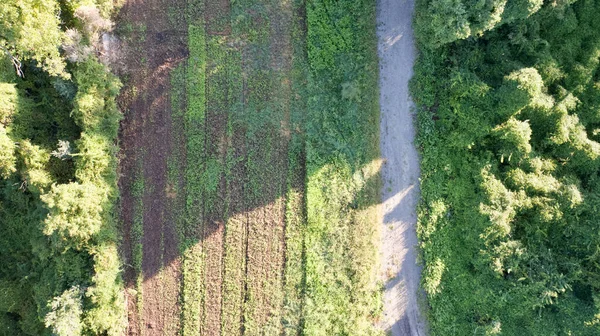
0, 1, 124, 334
414, 0, 544, 48
412, 0, 600, 334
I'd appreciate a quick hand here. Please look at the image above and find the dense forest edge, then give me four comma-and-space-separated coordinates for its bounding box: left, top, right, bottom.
412, 0, 600, 334
0, 0, 125, 334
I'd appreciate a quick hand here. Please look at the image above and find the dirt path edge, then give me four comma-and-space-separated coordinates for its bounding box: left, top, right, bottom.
377, 0, 427, 335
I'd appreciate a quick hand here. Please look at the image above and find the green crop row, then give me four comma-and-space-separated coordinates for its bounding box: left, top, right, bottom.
220, 9, 245, 335
180, 19, 208, 336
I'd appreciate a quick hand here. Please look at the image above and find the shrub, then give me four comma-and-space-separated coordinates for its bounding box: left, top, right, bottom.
0, 126, 15, 178
41, 182, 104, 250
0, 83, 17, 124
44, 286, 84, 336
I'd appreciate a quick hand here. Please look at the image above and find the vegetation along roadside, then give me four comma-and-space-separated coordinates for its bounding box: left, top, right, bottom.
412, 0, 600, 334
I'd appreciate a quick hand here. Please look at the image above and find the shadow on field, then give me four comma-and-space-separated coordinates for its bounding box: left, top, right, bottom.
114, 0, 388, 334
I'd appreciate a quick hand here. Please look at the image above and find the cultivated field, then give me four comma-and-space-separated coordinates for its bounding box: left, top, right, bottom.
117, 0, 382, 334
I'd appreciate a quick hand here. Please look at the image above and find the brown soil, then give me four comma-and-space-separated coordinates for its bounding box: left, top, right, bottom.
117, 0, 187, 333
221, 127, 248, 336
199, 0, 231, 333
118, 0, 301, 333
239, 1, 294, 331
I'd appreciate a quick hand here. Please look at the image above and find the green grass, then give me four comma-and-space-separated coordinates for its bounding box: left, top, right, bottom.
180, 21, 207, 336
220, 16, 245, 336
302, 0, 382, 335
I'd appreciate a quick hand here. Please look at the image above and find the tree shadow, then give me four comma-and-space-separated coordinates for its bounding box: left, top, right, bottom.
115, 0, 391, 334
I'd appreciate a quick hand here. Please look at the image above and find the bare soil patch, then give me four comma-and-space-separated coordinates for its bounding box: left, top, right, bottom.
117, 0, 302, 334
117, 0, 188, 334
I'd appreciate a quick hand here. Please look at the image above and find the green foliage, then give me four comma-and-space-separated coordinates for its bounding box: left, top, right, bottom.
0, 280, 23, 313
41, 182, 103, 250
0, 126, 15, 178
491, 117, 532, 162
415, 0, 543, 48
495, 68, 546, 118
75, 132, 116, 185
422, 0, 470, 47
412, 0, 600, 334
44, 286, 84, 336
0, 0, 67, 77
71, 59, 122, 138
69, 48, 125, 336
0, 1, 125, 334
84, 243, 126, 335
17, 140, 52, 193
305, 0, 382, 334
0, 82, 18, 123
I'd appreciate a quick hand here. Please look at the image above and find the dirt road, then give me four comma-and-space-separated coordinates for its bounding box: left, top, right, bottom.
378, 0, 427, 335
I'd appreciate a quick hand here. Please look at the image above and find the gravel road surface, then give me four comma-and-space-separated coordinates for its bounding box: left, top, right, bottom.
378, 0, 427, 334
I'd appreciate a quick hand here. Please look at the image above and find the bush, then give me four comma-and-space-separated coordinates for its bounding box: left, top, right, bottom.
44, 286, 84, 336
41, 182, 104, 250
0, 126, 15, 178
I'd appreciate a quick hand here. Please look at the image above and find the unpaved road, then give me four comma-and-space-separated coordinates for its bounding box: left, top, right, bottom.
378, 0, 427, 335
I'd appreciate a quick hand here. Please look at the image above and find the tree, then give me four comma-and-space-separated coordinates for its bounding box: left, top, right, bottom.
491, 117, 532, 163
0, 0, 66, 77
0, 126, 15, 178
416, 0, 543, 48
41, 182, 104, 250
44, 286, 83, 336
0, 82, 17, 124
17, 140, 52, 193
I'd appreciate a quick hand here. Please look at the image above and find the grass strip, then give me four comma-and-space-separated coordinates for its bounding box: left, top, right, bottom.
281, 2, 309, 333
303, 0, 382, 335
181, 22, 207, 336
220, 25, 246, 336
